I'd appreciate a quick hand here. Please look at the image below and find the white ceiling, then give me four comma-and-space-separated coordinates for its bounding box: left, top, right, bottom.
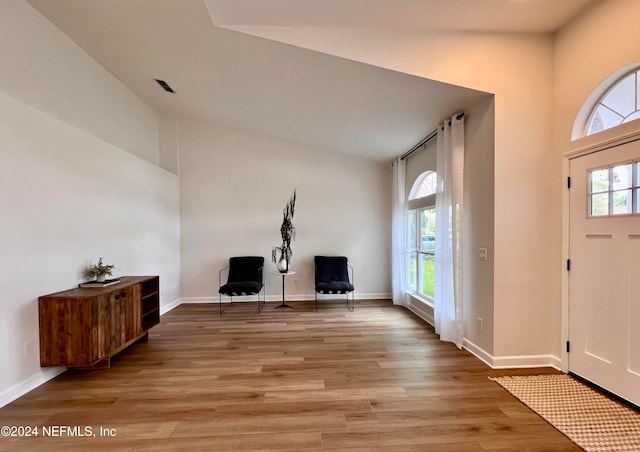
206, 0, 595, 33
25, 0, 594, 162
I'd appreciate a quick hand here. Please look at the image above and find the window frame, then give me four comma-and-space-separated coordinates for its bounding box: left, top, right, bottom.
408, 170, 437, 201
406, 206, 436, 303
406, 170, 438, 304
587, 159, 640, 217
586, 69, 640, 136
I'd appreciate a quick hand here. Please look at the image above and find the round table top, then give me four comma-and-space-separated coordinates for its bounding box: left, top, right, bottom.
272, 270, 296, 276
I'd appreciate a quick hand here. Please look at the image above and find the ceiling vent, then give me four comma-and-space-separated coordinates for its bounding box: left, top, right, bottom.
154, 79, 175, 93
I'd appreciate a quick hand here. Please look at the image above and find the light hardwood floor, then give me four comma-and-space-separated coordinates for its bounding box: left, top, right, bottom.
0, 300, 580, 451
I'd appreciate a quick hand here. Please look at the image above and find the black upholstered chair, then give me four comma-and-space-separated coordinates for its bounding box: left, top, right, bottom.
314, 256, 355, 311
218, 256, 265, 315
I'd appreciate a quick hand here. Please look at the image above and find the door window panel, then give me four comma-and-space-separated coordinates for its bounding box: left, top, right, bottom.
612, 164, 632, 189
588, 161, 639, 217
613, 190, 632, 215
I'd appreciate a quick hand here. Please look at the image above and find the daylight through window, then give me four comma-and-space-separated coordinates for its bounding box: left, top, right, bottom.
406, 171, 437, 301
409, 171, 437, 200
587, 69, 640, 136
588, 161, 640, 217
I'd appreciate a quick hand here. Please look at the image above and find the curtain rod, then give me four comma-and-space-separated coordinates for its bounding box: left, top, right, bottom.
400, 129, 437, 161
399, 112, 465, 161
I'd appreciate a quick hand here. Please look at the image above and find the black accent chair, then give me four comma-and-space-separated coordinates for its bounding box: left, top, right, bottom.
314, 256, 355, 311
218, 256, 265, 315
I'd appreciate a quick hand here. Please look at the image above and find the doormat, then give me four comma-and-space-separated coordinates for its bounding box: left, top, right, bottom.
489, 375, 640, 451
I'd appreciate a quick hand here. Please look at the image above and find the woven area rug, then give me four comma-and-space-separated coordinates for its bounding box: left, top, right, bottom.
490, 375, 640, 451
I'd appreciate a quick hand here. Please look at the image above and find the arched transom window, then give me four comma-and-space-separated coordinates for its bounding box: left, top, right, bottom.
587, 69, 640, 136
409, 170, 437, 200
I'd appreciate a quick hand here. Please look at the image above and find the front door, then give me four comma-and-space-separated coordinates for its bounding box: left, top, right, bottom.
569, 138, 640, 406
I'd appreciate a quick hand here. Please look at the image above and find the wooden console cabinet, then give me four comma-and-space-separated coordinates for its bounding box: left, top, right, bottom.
38, 276, 160, 369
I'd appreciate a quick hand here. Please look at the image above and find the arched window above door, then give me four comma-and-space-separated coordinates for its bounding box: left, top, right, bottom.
584, 68, 640, 137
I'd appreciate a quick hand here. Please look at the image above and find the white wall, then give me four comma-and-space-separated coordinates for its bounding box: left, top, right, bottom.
403, 98, 495, 355
554, 0, 640, 152
553, 0, 640, 357
232, 27, 551, 360
178, 119, 391, 301
0, 1, 181, 406
463, 97, 496, 355
0, 0, 160, 166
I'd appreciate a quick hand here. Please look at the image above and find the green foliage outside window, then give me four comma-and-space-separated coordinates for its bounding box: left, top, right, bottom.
408, 253, 435, 298
422, 257, 435, 297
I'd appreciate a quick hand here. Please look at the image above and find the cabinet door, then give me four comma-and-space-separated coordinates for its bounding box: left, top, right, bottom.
40, 297, 94, 366
108, 290, 125, 351
124, 285, 143, 341
93, 294, 111, 362
109, 286, 144, 348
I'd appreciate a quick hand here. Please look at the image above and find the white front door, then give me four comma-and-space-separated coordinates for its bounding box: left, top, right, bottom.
569, 139, 640, 407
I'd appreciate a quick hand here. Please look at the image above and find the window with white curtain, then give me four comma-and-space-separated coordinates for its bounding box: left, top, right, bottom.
407, 171, 437, 301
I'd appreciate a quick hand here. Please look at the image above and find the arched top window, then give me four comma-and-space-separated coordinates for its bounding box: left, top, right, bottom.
586, 69, 640, 136
409, 171, 437, 200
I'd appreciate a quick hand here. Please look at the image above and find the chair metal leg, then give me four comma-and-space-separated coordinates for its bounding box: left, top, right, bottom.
256, 287, 266, 315
346, 291, 355, 311
219, 295, 233, 315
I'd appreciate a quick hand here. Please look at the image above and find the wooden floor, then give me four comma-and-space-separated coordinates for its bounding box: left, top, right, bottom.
0, 300, 581, 451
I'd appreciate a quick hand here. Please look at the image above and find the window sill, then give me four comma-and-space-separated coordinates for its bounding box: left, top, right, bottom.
408, 292, 433, 308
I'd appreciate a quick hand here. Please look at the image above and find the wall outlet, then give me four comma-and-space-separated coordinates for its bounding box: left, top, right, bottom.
479, 248, 488, 260
23, 340, 33, 357
477, 317, 483, 331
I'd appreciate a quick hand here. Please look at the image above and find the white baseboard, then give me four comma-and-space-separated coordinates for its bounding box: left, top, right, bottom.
462, 338, 495, 368
4, 296, 557, 409
462, 338, 561, 370
160, 298, 182, 315
2, 298, 183, 409
0, 368, 65, 409
399, 310, 562, 371
491, 353, 562, 370
404, 299, 435, 326
181, 293, 391, 304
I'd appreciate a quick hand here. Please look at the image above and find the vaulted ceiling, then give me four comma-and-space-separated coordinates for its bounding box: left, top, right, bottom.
26, 0, 594, 162
206, 0, 594, 33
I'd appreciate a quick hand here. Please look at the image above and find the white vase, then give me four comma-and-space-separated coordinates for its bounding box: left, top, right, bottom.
96, 274, 106, 282
277, 256, 289, 273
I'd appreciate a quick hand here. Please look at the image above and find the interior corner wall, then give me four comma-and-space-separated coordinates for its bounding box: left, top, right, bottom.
159, 116, 180, 175
0, 0, 181, 406
177, 119, 391, 301
234, 27, 553, 360
463, 96, 496, 355
553, 0, 640, 155
0, 0, 160, 166
552, 0, 640, 357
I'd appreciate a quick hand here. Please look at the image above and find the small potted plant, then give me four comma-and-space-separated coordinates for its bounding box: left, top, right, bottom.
86, 257, 115, 282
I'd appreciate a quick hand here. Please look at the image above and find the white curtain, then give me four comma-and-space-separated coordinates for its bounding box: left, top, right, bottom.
391, 157, 407, 305
434, 114, 464, 349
